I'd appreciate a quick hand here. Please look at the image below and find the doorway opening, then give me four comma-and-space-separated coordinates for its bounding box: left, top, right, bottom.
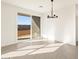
32, 16, 41, 39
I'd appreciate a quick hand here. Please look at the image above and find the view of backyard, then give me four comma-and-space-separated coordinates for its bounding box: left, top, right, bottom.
17, 14, 31, 39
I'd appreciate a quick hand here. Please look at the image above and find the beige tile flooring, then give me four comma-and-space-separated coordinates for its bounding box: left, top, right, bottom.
1, 40, 77, 59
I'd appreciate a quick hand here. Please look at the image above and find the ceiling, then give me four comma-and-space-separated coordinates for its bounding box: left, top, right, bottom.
2, 0, 76, 13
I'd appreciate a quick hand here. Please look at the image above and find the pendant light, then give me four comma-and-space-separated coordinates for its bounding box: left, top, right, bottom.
47, 0, 58, 18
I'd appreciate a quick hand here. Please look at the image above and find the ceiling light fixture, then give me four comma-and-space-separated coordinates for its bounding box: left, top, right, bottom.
39, 6, 43, 8
47, 0, 58, 18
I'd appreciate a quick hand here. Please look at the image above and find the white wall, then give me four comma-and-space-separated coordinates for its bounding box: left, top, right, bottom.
56, 5, 76, 45
1, 2, 17, 47
41, 15, 56, 42
41, 2, 76, 45
1, 2, 42, 47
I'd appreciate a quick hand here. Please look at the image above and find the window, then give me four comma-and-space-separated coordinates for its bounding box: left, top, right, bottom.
17, 15, 31, 25
17, 13, 31, 40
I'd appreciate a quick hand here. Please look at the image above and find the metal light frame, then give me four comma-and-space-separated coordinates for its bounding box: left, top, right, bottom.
47, 0, 58, 18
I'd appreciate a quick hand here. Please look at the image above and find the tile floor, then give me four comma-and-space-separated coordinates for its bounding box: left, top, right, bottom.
1, 40, 77, 59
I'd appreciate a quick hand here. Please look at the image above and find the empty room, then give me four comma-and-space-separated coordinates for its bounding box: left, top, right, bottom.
1, 0, 78, 59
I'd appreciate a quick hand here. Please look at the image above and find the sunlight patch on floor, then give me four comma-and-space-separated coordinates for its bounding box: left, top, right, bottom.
1, 42, 64, 59
29, 47, 59, 55
17, 45, 45, 50
1, 50, 34, 58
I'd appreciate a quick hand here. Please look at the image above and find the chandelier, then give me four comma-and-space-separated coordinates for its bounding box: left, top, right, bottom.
47, 0, 58, 18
